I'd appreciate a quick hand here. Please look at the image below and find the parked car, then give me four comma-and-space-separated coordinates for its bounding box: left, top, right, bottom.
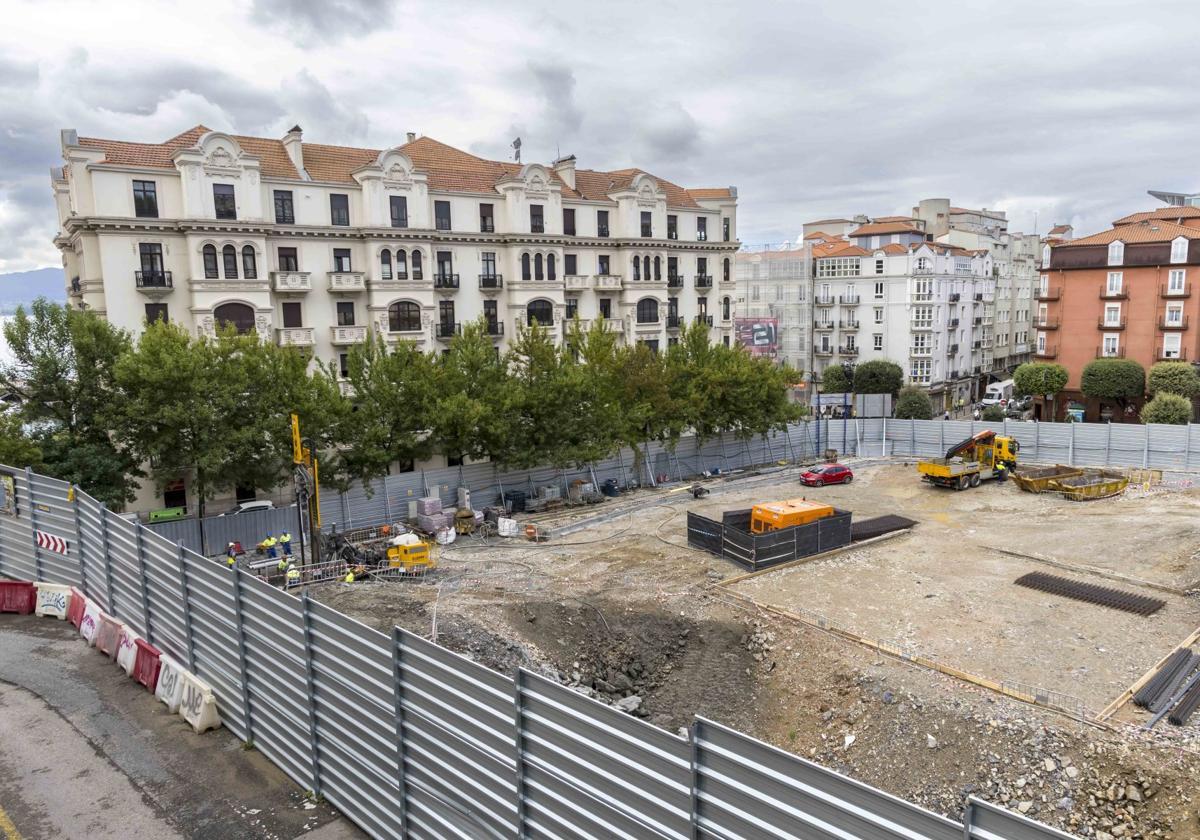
218, 499, 276, 517
800, 464, 853, 487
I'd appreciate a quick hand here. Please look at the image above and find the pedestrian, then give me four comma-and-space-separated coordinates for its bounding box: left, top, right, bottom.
225, 542, 238, 568
279, 530, 292, 557
943, 410, 950, 421
264, 533, 277, 559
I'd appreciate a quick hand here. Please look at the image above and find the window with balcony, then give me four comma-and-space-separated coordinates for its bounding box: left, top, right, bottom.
1106, 271, 1123, 295
436, 251, 453, 281
1172, 237, 1189, 263
598, 255, 610, 275
597, 210, 609, 238
213, 184, 236, 220
696, 217, 707, 241
1169, 269, 1187, 293
411, 251, 423, 280
484, 300, 499, 332
722, 217, 730, 242
564, 254, 577, 275
1036, 333, 1046, 354
1166, 305, 1184, 325
521, 254, 531, 281
562, 208, 575, 236
282, 301, 303, 328
599, 297, 612, 319
478, 203, 494, 233
530, 204, 544, 233
388, 301, 421, 332
438, 300, 455, 333
527, 299, 553, 327
641, 211, 652, 238
333, 248, 352, 272
278, 247, 298, 272
697, 257, 707, 278
242, 245, 257, 279
330, 194, 350, 226
222, 245, 238, 279
481, 251, 497, 280
1163, 334, 1182, 359
390, 196, 408, 228
565, 298, 578, 320
873, 333, 883, 351
138, 243, 165, 286
274, 190, 294, 224
144, 303, 168, 324
1103, 304, 1121, 326
214, 302, 255, 335
133, 180, 158, 218
381, 250, 392, 280
668, 256, 679, 282
435, 200, 452, 231
697, 296, 708, 317
1102, 334, 1120, 356
667, 215, 678, 240
1107, 240, 1124, 266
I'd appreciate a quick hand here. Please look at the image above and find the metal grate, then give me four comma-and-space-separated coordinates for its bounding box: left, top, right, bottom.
1014, 571, 1165, 616
851, 515, 918, 542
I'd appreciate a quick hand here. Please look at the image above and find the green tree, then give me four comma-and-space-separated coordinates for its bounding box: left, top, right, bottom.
982, 405, 1006, 422
894, 385, 933, 419
1141, 392, 1192, 425
0, 299, 140, 506
500, 322, 584, 469
819, 364, 851, 394
0, 411, 43, 470
852, 359, 904, 396
1148, 361, 1200, 398
432, 319, 512, 465
1013, 361, 1069, 421
1080, 358, 1145, 412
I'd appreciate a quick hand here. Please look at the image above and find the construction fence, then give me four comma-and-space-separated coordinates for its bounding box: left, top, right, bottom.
0, 462, 1073, 840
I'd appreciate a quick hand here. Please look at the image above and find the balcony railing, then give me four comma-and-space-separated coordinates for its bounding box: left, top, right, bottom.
948, 292, 960, 302
641, 224, 652, 237
1035, 287, 1061, 301
694, 314, 714, 326
814, 321, 835, 331
814, 347, 833, 357
480, 219, 495, 233
135, 270, 172, 290
837, 346, 859, 357
839, 320, 860, 329
1034, 346, 1058, 359
597, 225, 610, 238
327, 272, 364, 293
434, 273, 460, 290
814, 295, 836, 306
839, 294, 860, 305
435, 322, 460, 340
530, 220, 545, 234
596, 275, 622, 289
1160, 316, 1189, 331
667, 275, 684, 289
276, 327, 315, 347
695, 275, 713, 289
479, 274, 503, 290
1157, 349, 1188, 361
1096, 347, 1125, 359
1161, 282, 1191, 298
666, 314, 683, 329
946, 344, 959, 355
485, 321, 504, 337
1098, 318, 1126, 330
1033, 318, 1059, 330
330, 325, 368, 345
1099, 287, 1128, 300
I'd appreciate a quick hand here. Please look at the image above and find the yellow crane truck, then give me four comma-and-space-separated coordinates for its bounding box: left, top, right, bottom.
918, 430, 1019, 490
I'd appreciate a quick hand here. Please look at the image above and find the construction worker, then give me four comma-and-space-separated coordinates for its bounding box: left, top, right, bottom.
225, 542, 238, 567
285, 562, 300, 586
343, 567, 355, 583
280, 531, 292, 557
264, 533, 278, 559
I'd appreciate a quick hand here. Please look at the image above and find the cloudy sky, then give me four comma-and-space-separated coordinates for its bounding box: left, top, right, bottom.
2, 0, 1199, 272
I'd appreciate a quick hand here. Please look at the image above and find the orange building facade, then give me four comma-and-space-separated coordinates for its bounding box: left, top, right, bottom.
1038, 208, 1200, 421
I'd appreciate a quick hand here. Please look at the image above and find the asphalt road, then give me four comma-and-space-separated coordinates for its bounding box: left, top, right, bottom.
0, 614, 363, 840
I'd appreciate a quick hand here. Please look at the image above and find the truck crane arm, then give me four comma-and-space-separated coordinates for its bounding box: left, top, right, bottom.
944, 429, 995, 460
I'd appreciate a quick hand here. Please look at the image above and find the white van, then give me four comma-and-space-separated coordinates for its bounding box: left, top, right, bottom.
219, 499, 276, 517
981, 379, 1014, 407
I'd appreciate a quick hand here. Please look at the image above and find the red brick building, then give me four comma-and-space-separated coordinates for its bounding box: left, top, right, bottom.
1038, 207, 1200, 421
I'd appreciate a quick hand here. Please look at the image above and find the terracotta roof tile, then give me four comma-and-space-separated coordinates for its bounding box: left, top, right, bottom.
879, 243, 908, 254
813, 242, 868, 258
1060, 219, 1200, 247
687, 187, 733, 200
803, 231, 842, 240
1048, 224, 1072, 234
873, 215, 914, 223
1112, 206, 1200, 226
806, 217, 852, 225
849, 221, 925, 236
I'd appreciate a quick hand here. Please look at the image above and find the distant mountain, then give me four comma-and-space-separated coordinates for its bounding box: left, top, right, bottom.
0, 268, 66, 312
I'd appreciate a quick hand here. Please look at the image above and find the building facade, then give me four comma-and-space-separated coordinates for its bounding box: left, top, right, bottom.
1038, 206, 1200, 421
52, 125, 739, 381
734, 247, 812, 375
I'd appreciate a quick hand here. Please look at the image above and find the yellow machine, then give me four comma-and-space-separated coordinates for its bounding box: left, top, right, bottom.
918, 430, 1019, 490
750, 498, 835, 534
385, 535, 436, 574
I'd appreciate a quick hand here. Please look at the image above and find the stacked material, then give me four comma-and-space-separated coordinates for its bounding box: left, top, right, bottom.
1134, 649, 1194, 708
417, 496, 443, 516
417, 512, 451, 532
1168, 677, 1200, 726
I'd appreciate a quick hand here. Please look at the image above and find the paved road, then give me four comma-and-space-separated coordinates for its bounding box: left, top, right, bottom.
0, 614, 363, 840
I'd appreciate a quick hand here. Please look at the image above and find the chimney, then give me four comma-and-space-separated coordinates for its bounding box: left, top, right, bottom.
406, 132, 416, 144
553, 154, 576, 190
282, 125, 307, 179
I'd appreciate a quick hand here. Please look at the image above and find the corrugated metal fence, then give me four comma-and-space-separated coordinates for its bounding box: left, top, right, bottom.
0, 462, 1074, 839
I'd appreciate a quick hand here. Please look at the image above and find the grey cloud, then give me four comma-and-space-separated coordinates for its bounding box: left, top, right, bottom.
250, 0, 393, 44
279, 70, 369, 145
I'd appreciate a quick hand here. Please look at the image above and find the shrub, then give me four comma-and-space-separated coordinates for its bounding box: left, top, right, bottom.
981, 405, 1006, 422
1141, 392, 1192, 425
894, 385, 933, 420
819, 365, 851, 394
1080, 358, 1145, 409
1148, 361, 1200, 398
853, 360, 904, 396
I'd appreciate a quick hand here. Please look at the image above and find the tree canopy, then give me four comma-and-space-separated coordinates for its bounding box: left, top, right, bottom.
852, 360, 903, 396
1013, 362, 1068, 398
1147, 361, 1200, 399
894, 385, 933, 419
1080, 359, 1145, 409
819, 364, 851, 394
1141, 392, 1192, 425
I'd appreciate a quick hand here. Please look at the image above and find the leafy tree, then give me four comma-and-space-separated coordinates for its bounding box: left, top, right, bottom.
1080, 359, 1145, 411
894, 385, 933, 419
1148, 361, 1200, 398
432, 319, 512, 464
1141, 392, 1192, 425
982, 405, 1006, 422
852, 359, 903, 396
0, 411, 43, 470
1013, 362, 1069, 421
0, 299, 140, 507
500, 322, 585, 469
819, 364, 851, 394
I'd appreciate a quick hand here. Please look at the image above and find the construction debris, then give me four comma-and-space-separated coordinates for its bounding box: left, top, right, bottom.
1014, 572, 1165, 616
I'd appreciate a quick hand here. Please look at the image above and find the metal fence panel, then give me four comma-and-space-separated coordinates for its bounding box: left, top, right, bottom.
102, 509, 149, 637
1148, 423, 1189, 471
76, 494, 111, 611
27, 472, 81, 586
180, 552, 249, 740
0, 468, 35, 581
139, 526, 191, 664
149, 505, 300, 556
967, 797, 1074, 840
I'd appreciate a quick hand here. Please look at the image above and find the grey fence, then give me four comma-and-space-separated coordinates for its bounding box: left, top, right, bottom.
147, 505, 300, 556
0, 461, 1074, 840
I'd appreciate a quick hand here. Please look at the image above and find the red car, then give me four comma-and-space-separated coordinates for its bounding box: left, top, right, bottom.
800, 463, 853, 487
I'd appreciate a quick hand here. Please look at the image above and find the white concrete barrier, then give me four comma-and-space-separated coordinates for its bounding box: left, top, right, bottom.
177, 672, 222, 734
154, 654, 186, 714
79, 599, 102, 646
34, 582, 71, 620
116, 626, 139, 676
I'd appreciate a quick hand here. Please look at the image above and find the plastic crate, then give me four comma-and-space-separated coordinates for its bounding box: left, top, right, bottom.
0, 581, 35, 614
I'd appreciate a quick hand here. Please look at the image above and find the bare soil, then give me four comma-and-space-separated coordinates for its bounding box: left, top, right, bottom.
310, 461, 1200, 838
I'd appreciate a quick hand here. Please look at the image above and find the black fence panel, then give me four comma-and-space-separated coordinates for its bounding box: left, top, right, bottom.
818, 511, 853, 553
686, 513, 723, 555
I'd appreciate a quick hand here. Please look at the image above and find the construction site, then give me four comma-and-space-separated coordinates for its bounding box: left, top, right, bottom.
304, 446, 1200, 840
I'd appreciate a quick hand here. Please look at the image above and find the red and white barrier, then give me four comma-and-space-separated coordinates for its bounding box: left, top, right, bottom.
79, 598, 102, 646
116, 626, 139, 675
34, 582, 71, 619
95, 613, 122, 659
66, 586, 86, 628
0, 580, 36, 614
133, 639, 162, 693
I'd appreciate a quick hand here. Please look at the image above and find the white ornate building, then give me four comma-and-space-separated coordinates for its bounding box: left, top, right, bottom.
52, 125, 739, 388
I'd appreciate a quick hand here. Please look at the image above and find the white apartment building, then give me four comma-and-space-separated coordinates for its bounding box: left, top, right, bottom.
734, 247, 812, 374
52, 125, 739, 383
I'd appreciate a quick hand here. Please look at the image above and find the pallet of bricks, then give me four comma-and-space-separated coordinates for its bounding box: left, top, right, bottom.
415, 495, 451, 534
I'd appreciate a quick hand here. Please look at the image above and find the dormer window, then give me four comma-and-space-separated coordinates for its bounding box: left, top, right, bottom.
1041, 244, 1051, 266
1171, 237, 1188, 264
1107, 240, 1124, 266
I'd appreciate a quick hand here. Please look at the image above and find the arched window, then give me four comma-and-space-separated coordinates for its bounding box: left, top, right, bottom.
636, 298, 659, 324
380, 250, 392, 280
203, 244, 218, 279
548, 253, 556, 281
527, 299, 553, 327
722, 296, 731, 321
214, 302, 255, 335
242, 246, 257, 279
222, 245, 238, 279
643, 256, 651, 282
632, 257, 641, 281
411, 250, 423, 280
723, 258, 730, 283
396, 250, 408, 279
388, 300, 422, 332
654, 256, 661, 281
534, 253, 544, 281
521, 253, 531, 281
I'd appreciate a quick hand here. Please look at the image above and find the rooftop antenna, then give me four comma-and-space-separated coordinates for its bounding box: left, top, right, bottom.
512, 137, 521, 163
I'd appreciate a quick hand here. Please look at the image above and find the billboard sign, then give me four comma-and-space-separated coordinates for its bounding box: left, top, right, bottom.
735, 318, 778, 357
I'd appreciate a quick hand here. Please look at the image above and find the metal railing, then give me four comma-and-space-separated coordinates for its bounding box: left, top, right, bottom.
134, 270, 172, 289
433, 274, 460, 290
479, 274, 503, 289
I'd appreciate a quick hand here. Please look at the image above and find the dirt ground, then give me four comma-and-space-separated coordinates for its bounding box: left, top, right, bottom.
310, 461, 1200, 838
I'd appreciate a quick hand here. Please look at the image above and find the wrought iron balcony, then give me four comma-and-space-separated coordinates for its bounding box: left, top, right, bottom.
1033, 346, 1058, 359
135, 270, 172, 290
694, 314, 713, 326
435, 322, 460, 340
1161, 282, 1191, 298
434, 274, 460, 290
666, 314, 683, 329
1098, 318, 1126, 330
839, 294, 860, 305
668, 275, 684, 288
1099, 287, 1128, 300
1033, 318, 1059, 330
1095, 347, 1125, 359
485, 321, 504, 337
695, 275, 713, 289
1160, 316, 1189, 331
480, 219, 495, 233
1035, 287, 1061, 301
479, 274, 504, 290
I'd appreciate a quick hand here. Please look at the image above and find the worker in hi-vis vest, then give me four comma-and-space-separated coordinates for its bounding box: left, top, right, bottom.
285, 562, 300, 585
226, 542, 238, 567
279, 531, 292, 557
263, 534, 277, 558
